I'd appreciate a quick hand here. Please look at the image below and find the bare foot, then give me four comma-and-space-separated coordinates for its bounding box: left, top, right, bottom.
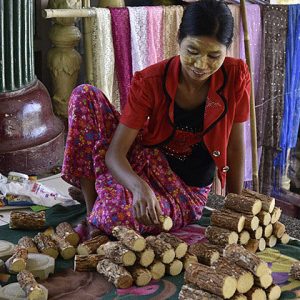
68, 186, 85, 203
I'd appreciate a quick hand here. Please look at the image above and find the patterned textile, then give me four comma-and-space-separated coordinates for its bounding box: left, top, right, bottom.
147, 6, 164, 66
62, 84, 210, 235
110, 8, 132, 111
163, 5, 184, 59
257, 5, 288, 194
128, 7, 148, 73
227, 4, 241, 59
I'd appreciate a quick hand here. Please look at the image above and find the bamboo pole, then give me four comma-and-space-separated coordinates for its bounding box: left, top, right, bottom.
240, 0, 259, 192
42, 8, 96, 19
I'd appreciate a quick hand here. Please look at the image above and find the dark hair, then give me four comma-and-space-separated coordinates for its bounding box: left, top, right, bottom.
178, 0, 234, 48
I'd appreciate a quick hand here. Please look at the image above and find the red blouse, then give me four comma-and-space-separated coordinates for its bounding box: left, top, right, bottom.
120, 55, 251, 187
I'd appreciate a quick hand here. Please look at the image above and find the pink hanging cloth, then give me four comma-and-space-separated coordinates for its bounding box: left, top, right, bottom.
110, 8, 133, 111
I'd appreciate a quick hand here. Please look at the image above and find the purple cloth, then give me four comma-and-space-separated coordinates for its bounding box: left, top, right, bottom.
110, 8, 132, 110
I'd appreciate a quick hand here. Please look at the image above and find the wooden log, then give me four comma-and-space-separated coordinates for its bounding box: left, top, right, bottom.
244, 239, 259, 253
56, 222, 80, 246
185, 262, 237, 299
224, 193, 262, 215
273, 221, 285, 238
242, 189, 275, 213
188, 242, 220, 266
250, 226, 263, 239
18, 237, 38, 253
210, 209, 245, 233
205, 226, 238, 246
97, 241, 136, 266
33, 233, 59, 259
157, 233, 188, 259
290, 261, 300, 280
148, 259, 165, 280
182, 253, 198, 270
271, 207, 282, 224
179, 283, 223, 300
145, 236, 175, 264
77, 235, 109, 255
266, 235, 277, 248
112, 226, 146, 252
51, 234, 76, 260
258, 238, 266, 252
266, 284, 281, 300
239, 230, 250, 245
74, 254, 105, 272
7, 246, 28, 273
224, 244, 270, 277
264, 224, 273, 238
159, 215, 173, 231
17, 270, 47, 300
231, 294, 247, 300
257, 211, 271, 226
9, 211, 46, 230
280, 232, 290, 244
166, 259, 183, 276
97, 259, 133, 289
255, 273, 273, 289
136, 247, 155, 267
244, 214, 259, 231
245, 287, 267, 300
212, 257, 254, 293
128, 266, 152, 286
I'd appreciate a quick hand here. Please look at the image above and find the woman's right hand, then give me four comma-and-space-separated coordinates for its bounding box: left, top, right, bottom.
132, 180, 162, 226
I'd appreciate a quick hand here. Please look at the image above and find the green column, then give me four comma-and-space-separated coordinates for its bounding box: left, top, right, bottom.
0, 0, 35, 92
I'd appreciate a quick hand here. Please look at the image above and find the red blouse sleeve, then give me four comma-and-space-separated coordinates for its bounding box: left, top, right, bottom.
233, 61, 251, 123
119, 72, 153, 129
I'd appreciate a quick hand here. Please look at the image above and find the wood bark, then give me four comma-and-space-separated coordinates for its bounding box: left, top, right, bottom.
182, 253, 198, 270
56, 222, 80, 246
166, 259, 183, 276
266, 235, 277, 248
242, 189, 275, 213
254, 273, 273, 289
188, 242, 220, 266
224, 193, 262, 215
271, 207, 282, 224
33, 233, 59, 259
159, 215, 173, 231
112, 226, 146, 252
184, 262, 237, 299
212, 257, 254, 293
145, 236, 175, 264
257, 211, 271, 226
97, 258, 133, 289
290, 261, 300, 280
9, 211, 46, 230
244, 215, 259, 231
250, 226, 263, 239
245, 287, 267, 300
17, 270, 47, 300
239, 230, 250, 245
157, 232, 187, 259
280, 232, 290, 244
258, 238, 266, 252
179, 284, 223, 300
264, 224, 273, 238
51, 234, 75, 260
97, 241, 136, 266
77, 235, 109, 255
136, 247, 155, 267
127, 266, 152, 286
8, 246, 28, 273
18, 236, 38, 253
148, 259, 165, 280
74, 254, 105, 272
205, 226, 238, 246
266, 284, 282, 300
224, 244, 270, 277
273, 221, 285, 238
211, 209, 245, 233
244, 239, 259, 253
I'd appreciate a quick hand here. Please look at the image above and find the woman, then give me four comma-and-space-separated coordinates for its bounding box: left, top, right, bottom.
62, 0, 250, 236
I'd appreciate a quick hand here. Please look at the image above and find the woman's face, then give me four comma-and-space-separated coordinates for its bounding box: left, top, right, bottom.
179, 35, 227, 83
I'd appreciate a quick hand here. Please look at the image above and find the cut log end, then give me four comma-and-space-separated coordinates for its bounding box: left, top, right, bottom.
280, 233, 290, 244
256, 273, 273, 289
259, 238, 266, 252
130, 267, 152, 287
28, 287, 47, 300
256, 262, 271, 277
271, 207, 282, 224
264, 224, 273, 238
123, 251, 136, 266
167, 259, 183, 276
244, 239, 259, 253
160, 215, 173, 231
183, 253, 198, 270
139, 249, 155, 267
267, 284, 281, 300
223, 276, 238, 299
229, 232, 239, 244
252, 200, 262, 215
65, 233, 80, 247
273, 221, 286, 239
251, 216, 260, 230
162, 248, 176, 264
246, 287, 267, 300
10, 259, 26, 273
133, 239, 146, 252
266, 235, 277, 248
175, 243, 188, 259
43, 248, 59, 259
237, 272, 254, 294
149, 260, 165, 280
239, 231, 250, 245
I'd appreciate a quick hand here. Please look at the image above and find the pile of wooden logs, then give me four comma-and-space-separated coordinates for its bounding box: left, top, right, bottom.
180, 243, 282, 300
205, 189, 290, 253
74, 225, 190, 289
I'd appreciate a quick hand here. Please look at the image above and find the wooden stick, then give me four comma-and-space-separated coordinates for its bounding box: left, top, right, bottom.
127, 266, 152, 286
148, 259, 165, 280
42, 8, 96, 19
51, 234, 76, 260
18, 237, 38, 253
205, 226, 239, 246
159, 215, 173, 231
246, 287, 267, 300
10, 211, 46, 230
136, 247, 155, 267
244, 215, 259, 231
189, 242, 220, 266
74, 254, 105, 272
254, 273, 273, 289
258, 238, 266, 252
56, 222, 80, 247
166, 259, 183, 276
242, 189, 275, 212
266, 284, 281, 300
239, 230, 250, 245
280, 232, 290, 244
273, 221, 285, 238
266, 235, 277, 248
271, 207, 282, 224
33, 233, 59, 259
77, 235, 109, 255
244, 239, 259, 253
224, 194, 262, 215
211, 209, 245, 233
179, 284, 223, 300
157, 233, 187, 258
7, 247, 28, 273
182, 253, 198, 270
257, 211, 271, 226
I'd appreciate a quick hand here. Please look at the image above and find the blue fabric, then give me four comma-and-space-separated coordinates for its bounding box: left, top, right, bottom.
274, 5, 300, 178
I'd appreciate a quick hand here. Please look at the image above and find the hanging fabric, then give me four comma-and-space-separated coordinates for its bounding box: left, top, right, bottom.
257, 5, 288, 194
128, 7, 148, 73
239, 4, 262, 185
227, 4, 241, 58
110, 8, 132, 110
163, 6, 184, 59
274, 5, 300, 184
147, 6, 164, 66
